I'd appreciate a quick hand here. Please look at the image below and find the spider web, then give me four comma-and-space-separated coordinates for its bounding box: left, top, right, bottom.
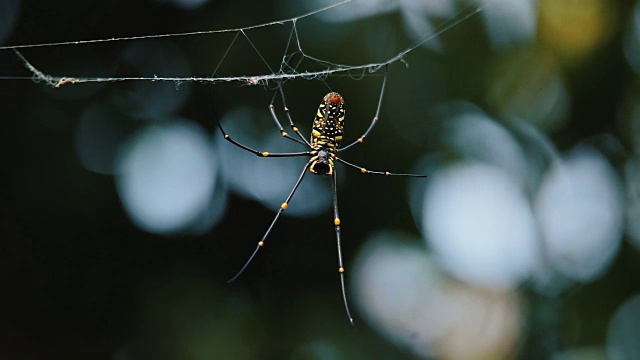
0, 0, 487, 89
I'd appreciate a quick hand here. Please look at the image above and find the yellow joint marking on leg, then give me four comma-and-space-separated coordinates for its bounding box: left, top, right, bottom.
358, 137, 364, 143
262, 152, 269, 157
385, 171, 391, 176
224, 134, 230, 139
373, 116, 379, 121
284, 107, 289, 111
281, 131, 288, 137
281, 202, 288, 210
258, 241, 264, 247
269, 104, 274, 109
293, 127, 299, 132
334, 217, 341, 226
339, 267, 345, 273
360, 168, 367, 173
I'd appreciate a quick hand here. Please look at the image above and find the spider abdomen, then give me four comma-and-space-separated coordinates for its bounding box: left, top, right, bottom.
311, 92, 345, 150
309, 92, 344, 175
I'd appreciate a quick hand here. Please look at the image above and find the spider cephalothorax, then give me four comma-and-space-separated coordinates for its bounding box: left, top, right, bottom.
310, 148, 333, 175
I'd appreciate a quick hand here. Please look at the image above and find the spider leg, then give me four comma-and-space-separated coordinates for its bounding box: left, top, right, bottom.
335, 157, 426, 177
268, 86, 312, 147
339, 64, 388, 152
217, 118, 311, 158
228, 162, 312, 282
331, 170, 356, 327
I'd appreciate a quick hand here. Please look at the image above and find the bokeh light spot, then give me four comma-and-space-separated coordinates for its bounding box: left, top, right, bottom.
486, 47, 570, 132
353, 232, 523, 359
423, 161, 538, 288
538, 0, 617, 63
476, 0, 537, 50
115, 120, 219, 234
534, 146, 623, 282
444, 106, 529, 184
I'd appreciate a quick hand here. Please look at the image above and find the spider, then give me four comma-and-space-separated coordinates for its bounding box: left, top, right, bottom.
217, 65, 426, 326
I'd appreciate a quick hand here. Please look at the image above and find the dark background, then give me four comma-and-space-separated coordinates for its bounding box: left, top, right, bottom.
1, 0, 639, 359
